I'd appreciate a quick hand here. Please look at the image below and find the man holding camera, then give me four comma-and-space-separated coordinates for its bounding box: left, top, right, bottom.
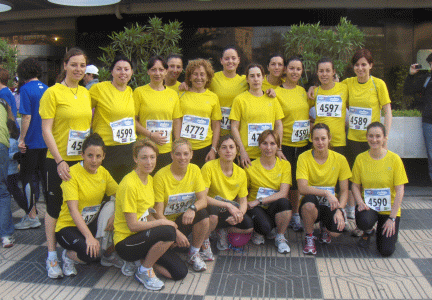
404, 53, 432, 183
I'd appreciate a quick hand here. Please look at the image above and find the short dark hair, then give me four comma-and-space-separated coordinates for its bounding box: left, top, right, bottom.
82, 133, 106, 154
17, 58, 42, 82
110, 54, 133, 72
351, 49, 374, 65
147, 55, 168, 70
0, 68, 9, 86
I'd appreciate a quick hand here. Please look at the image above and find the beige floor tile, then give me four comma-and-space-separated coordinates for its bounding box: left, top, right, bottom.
0, 244, 38, 261
399, 230, 432, 258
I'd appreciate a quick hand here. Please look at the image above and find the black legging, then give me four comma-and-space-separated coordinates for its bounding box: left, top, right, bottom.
115, 225, 188, 281
246, 198, 292, 236
207, 205, 254, 230
355, 207, 400, 257
299, 195, 343, 233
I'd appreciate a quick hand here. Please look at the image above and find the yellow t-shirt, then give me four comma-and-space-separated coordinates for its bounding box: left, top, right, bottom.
312, 82, 348, 147
179, 90, 222, 150
134, 84, 182, 154
39, 83, 92, 161
296, 149, 352, 190
276, 85, 313, 147
343, 76, 391, 142
262, 76, 285, 92
201, 158, 248, 201
209, 72, 248, 136
113, 171, 155, 245
351, 150, 408, 216
167, 81, 181, 94
90, 81, 136, 146
229, 91, 284, 159
154, 163, 206, 221
245, 157, 292, 202
55, 163, 118, 232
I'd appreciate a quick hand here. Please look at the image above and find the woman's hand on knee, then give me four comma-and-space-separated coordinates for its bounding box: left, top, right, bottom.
86, 236, 100, 258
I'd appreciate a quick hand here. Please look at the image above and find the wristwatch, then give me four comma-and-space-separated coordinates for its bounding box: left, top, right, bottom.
258, 198, 263, 206
389, 217, 396, 222
189, 204, 197, 212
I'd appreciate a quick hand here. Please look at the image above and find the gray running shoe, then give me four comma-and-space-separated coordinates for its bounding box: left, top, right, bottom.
100, 252, 124, 269
14, 215, 41, 230
62, 250, 77, 277
275, 235, 291, 254
187, 252, 207, 272
122, 261, 137, 276
134, 268, 164, 291
216, 228, 229, 251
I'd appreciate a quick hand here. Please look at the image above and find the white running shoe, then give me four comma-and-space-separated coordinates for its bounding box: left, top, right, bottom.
46, 257, 64, 279
1, 236, 14, 248
216, 228, 229, 251
251, 231, 265, 245
187, 252, 207, 272
62, 250, 77, 277
100, 252, 124, 269
134, 268, 164, 291
200, 240, 215, 261
275, 235, 291, 254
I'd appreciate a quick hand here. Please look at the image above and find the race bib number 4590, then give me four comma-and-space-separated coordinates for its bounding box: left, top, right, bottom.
364, 188, 391, 212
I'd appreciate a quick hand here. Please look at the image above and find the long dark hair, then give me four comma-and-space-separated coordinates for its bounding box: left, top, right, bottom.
56, 47, 88, 83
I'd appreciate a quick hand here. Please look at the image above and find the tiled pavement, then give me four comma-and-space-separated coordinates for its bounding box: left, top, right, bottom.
1, 186, 431, 300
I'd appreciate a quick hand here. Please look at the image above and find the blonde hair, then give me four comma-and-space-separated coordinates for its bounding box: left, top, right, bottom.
185, 59, 214, 89
171, 137, 192, 152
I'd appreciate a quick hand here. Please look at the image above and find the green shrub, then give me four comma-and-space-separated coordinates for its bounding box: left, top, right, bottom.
0, 38, 19, 86
98, 17, 182, 89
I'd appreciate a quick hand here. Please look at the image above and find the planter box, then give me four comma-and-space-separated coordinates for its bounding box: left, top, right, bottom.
382, 116, 427, 158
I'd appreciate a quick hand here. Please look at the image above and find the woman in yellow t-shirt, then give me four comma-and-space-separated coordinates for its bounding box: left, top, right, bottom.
297, 123, 352, 255
40, 47, 92, 279
179, 59, 222, 168
312, 58, 348, 155
230, 63, 284, 168
276, 56, 313, 232
90, 54, 136, 183
165, 53, 183, 93
55, 133, 118, 276
201, 135, 254, 251
209, 46, 248, 136
134, 56, 182, 172
262, 53, 285, 91
114, 139, 186, 291
153, 138, 211, 273
245, 130, 292, 254
351, 122, 407, 256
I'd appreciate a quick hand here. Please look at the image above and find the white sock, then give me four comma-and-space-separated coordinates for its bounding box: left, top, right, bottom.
189, 246, 200, 255
276, 233, 285, 240
47, 251, 58, 261
139, 265, 152, 274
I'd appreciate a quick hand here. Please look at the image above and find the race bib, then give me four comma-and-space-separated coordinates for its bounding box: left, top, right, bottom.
364, 188, 391, 212
146, 120, 172, 143
248, 123, 272, 147
82, 204, 101, 225
67, 129, 90, 156
349, 107, 372, 131
180, 115, 210, 140
215, 195, 239, 213
139, 209, 150, 222
314, 186, 335, 207
291, 120, 310, 142
316, 95, 342, 117
110, 117, 136, 144
164, 192, 196, 216
256, 187, 278, 199
220, 107, 231, 130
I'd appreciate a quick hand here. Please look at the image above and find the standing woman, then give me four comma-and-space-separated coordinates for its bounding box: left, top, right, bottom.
40, 47, 92, 278
276, 56, 313, 232
351, 122, 407, 256
134, 56, 182, 172
209, 46, 248, 136
230, 63, 284, 168
153, 138, 211, 272
297, 123, 352, 255
201, 135, 254, 251
311, 57, 348, 155
179, 59, 222, 168
165, 53, 184, 93
245, 130, 292, 254
114, 139, 187, 290
262, 53, 285, 91
90, 54, 136, 183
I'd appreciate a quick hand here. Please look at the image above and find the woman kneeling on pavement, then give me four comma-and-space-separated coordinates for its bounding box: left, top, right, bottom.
297, 123, 351, 255
55, 133, 119, 276
201, 135, 254, 251
245, 130, 292, 254
351, 122, 408, 256
153, 138, 212, 272
114, 138, 187, 291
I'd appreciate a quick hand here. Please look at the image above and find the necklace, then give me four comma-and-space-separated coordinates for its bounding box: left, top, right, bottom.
63, 80, 78, 99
